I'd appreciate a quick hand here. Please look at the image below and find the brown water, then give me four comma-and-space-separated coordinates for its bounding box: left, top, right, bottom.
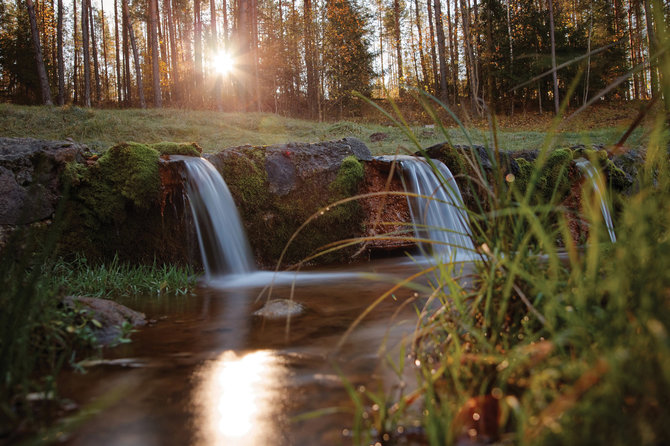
58, 258, 450, 446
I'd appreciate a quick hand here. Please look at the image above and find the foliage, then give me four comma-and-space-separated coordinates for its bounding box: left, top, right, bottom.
49, 255, 197, 298
323, 0, 375, 114
150, 141, 202, 157
344, 41, 670, 442
0, 225, 99, 436
0, 103, 650, 156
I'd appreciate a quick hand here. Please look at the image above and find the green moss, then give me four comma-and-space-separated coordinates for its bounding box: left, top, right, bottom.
606, 162, 630, 191
60, 142, 163, 260
61, 161, 87, 187
538, 149, 573, 202
220, 148, 267, 211
150, 141, 202, 157
514, 158, 534, 193
329, 156, 364, 196
430, 143, 467, 176
95, 142, 161, 210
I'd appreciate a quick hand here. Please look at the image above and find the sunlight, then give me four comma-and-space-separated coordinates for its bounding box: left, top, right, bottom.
194, 350, 285, 445
212, 50, 235, 76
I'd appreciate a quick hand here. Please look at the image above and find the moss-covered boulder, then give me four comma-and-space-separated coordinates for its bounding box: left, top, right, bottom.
60, 142, 199, 265
206, 138, 371, 266
417, 142, 520, 213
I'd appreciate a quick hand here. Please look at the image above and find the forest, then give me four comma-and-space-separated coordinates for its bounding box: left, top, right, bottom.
0, 0, 667, 118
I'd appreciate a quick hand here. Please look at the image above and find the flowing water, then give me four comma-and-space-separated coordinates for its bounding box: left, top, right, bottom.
58, 258, 453, 445
575, 158, 617, 243
56, 155, 479, 445
383, 155, 475, 260
175, 155, 255, 278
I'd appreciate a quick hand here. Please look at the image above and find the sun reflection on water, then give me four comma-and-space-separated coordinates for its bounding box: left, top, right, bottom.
194, 350, 285, 445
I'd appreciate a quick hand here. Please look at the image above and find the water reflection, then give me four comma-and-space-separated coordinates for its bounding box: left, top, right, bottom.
194, 350, 286, 445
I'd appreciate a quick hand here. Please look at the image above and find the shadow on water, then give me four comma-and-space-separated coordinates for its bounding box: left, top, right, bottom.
57, 257, 449, 445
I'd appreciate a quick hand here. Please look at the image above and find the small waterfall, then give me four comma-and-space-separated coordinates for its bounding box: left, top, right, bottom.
174, 155, 255, 278
386, 155, 475, 259
575, 158, 617, 243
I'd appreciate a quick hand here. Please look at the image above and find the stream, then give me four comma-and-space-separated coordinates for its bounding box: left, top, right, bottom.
58, 257, 454, 445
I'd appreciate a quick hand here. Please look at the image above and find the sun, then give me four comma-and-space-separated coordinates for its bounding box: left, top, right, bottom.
212, 51, 235, 75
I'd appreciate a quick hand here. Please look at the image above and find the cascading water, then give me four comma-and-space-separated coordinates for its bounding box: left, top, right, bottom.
173, 155, 255, 278
384, 155, 476, 260
575, 158, 617, 243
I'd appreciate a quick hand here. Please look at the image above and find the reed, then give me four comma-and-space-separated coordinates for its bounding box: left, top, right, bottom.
340, 17, 670, 445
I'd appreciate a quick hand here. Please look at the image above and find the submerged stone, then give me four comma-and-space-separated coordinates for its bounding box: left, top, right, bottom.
254, 299, 305, 319
62, 296, 146, 346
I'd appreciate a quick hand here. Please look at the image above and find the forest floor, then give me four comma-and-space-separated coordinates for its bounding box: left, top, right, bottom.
0, 101, 653, 155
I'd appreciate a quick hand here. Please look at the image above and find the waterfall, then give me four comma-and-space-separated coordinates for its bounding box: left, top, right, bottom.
174, 155, 255, 278
575, 158, 617, 243
385, 155, 475, 260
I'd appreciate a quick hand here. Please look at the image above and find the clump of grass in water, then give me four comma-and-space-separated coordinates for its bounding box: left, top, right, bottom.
50, 255, 198, 298
340, 50, 670, 444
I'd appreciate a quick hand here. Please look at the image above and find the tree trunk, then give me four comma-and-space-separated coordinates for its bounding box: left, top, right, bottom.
122, 0, 131, 103
123, 0, 145, 108
252, 0, 260, 111
82, 0, 92, 107
643, 0, 659, 98
426, 0, 438, 93
393, 0, 404, 93
210, 0, 217, 47
57, 0, 64, 105
413, 0, 429, 90
548, 0, 559, 114
305, 0, 318, 117
222, 0, 228, 40
434, 0, 450, 104
506, 0, 514, 113
114, 0, 122, 103
150, 0, 162, 107
167, 0, 180, 102
26, 0, 53, 105
461, 0, 480, 115
101, 0, 111, 102
194, 0, 202, 96
447, 0, 458, 104
74, 0, 79, 103
90, 3, 102, 103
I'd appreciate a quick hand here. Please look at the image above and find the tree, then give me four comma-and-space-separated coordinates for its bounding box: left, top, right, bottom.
56, 0, 64, 104
324, 0, 375, 115
434, 0, 449, 104
548, 0, 559, 113
305, 0, 318, 117
26, 0, 53, 104
82, 0, 91, 106
122, 0, 145, 108
150, 0, 161, 106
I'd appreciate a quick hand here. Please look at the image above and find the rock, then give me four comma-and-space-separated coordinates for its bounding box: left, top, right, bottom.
62, 296, 146, 346
254, 299, 305, 319
205, 139, 370, 266
370, 132, 389, 142
0, 137, 86, 224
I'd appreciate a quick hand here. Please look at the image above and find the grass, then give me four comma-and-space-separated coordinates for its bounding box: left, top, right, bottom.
0, 102, 649, 155
49, 256, 198, 298
336, 83, 670, 445
0, 238, 198, 438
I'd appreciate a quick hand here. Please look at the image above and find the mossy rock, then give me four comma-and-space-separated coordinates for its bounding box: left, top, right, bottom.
151, 142, 202, 157
513, 158, 534, 193
208, 142, 369, 266
60, 142, 189, 263
538, 148, 574, 202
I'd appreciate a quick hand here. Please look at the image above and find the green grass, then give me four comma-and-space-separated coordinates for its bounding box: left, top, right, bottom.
49, 256, 198, 298
0, 103, 647, 155
338, 64, 670, 443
